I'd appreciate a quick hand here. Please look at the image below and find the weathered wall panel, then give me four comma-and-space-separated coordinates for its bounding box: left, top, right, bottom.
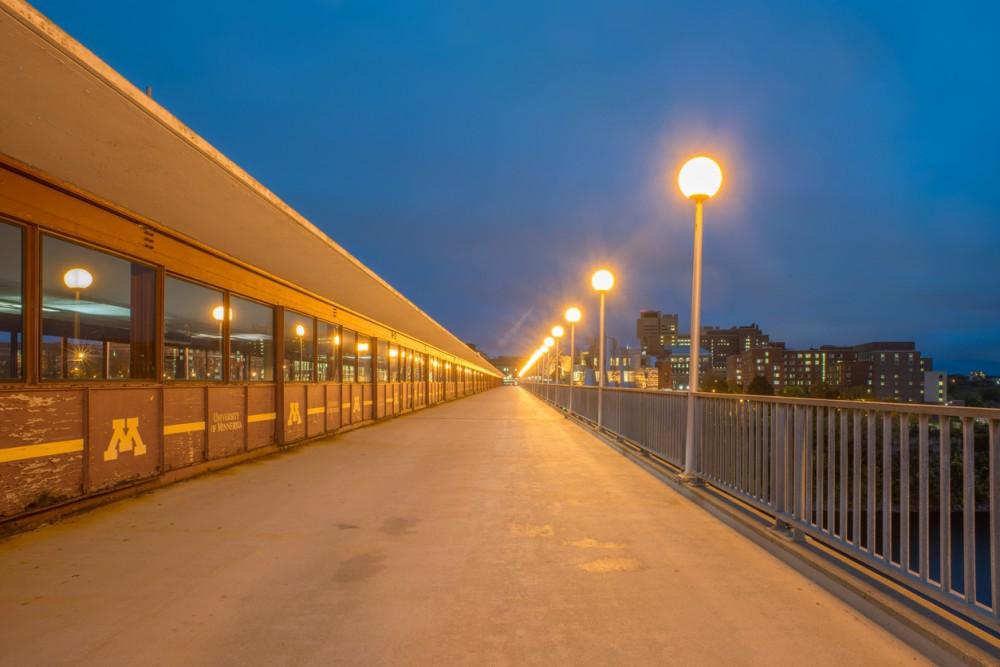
207, 387, 245, 460
0, 390, 85, 516
247, 385, 276, 450
306, 384, 324, 438
87, 389, 160, 492
325, 384, 341, 432
362, 384, 372, 421
282, 384, 306, 444
163, 387, 206, 470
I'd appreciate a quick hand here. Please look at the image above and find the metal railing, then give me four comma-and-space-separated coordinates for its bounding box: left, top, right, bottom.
523, 382, 1000, 629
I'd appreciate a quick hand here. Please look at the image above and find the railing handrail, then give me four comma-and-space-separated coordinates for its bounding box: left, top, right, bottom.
523, 381, 1000, 630
528, 381, 1000, 420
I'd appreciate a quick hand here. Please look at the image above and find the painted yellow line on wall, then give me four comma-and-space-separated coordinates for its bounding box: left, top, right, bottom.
306, 407, 325, 415
341, 403, 350, 409
163, 421, 206, 436
247, 412, 277, 423
0, 438, 84, 463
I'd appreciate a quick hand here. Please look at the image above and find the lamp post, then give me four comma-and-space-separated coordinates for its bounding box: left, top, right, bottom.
543, 336, 554, 383
677, 156, 723, 482
564, 306, 581, 416
591, 269, 614, 429
550, 325, 564, 384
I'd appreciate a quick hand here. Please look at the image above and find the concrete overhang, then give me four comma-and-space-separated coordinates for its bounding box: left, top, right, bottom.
0, 0, 500, 376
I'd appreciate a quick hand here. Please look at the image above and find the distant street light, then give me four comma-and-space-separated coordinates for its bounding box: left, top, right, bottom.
550, 325, 564, 384
564, 306, 581, 416
543, 336, 555, 382
677, 155, 723, 483
591, 269, 614, 429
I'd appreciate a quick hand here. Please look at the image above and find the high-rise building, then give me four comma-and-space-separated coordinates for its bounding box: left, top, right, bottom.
924, 371, 948, 404
855, 342, 931, 402
726, 341, 931, 402
636, 310, 678, 357
701, 323, 770, 371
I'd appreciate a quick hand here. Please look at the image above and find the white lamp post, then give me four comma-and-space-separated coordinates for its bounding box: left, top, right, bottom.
677, 155, 723, 482
591, 269, 614, 429
564, 306, 581, 416
550, 325, 564, 384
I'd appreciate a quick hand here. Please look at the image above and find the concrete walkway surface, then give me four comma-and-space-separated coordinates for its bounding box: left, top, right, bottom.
0, 387, 928, 665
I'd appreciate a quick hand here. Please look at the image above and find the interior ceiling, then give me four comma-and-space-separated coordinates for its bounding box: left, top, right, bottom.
0, 0, 499, 375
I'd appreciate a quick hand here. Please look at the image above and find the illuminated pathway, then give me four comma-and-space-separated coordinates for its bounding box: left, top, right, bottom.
0, 388, 926, 665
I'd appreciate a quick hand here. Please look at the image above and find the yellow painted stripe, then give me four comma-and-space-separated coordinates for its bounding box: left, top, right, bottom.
163, 421, 206, 436
247, 412, 277, 423
0, 438, 84, 463
363, 400, 373, 406
341, 403, 350, 409
306, 406, 325, 415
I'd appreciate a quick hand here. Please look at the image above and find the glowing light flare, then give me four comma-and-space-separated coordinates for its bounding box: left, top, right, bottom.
517, 347, 547, 378
63, 268, 93, 290
389, 348, 399, 358
357, 342, 370, 352
551, 325, 564, 338
212, 306, 232, 322
591, 269, 614, 292
565, 307, 581, 323
678, 156, 723, 200
544, 336, 555, 347
294, 324, 306, 337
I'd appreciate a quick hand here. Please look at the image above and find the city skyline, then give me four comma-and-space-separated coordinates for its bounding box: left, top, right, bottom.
32, 1, 1000, 374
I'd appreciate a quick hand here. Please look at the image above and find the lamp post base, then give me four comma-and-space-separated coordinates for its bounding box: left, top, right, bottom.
677, 472, 704, 486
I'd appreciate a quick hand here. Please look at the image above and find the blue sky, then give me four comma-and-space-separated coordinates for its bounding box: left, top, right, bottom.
33, 1, 1000, 372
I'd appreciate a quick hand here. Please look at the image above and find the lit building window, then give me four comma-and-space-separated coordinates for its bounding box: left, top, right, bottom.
41, 235, 156, 380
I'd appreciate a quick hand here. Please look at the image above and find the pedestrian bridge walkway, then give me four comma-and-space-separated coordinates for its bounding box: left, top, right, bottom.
0, 387, 929, 665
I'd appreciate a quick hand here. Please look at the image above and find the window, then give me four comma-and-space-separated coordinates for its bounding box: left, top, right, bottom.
341, 329, 356, 382
229, 295, 274, 382
163, 276, 223, 381
0, 220, 22, 379
317, 320, 340, 382
283, 310, 314, 382
376, 339, 389, 382
389, 344, 399, 381
41, 235, 155, 380
357, 335, 372, 383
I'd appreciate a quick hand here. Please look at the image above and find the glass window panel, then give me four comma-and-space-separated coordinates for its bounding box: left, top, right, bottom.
0, 220, 22, 379
283, 310, 314, 382
341, 329, 356, 383
376, 339, 389, 382
357, 335, 372, 383
163, 276, 223, 381
388, 344, 399, 382
229, 295, 274, 382
41, 235, 155, 380
317, 320, 340, 382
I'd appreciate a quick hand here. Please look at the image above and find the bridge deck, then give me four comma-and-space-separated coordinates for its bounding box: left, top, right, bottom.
0, 388, 926, 665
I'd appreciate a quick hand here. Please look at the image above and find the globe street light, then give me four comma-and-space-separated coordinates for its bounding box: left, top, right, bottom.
591, 269, 614, 429
677, 155, 723, 482
564, 306, 581, 416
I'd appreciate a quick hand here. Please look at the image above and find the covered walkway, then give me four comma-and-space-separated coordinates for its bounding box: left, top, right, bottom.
0, 388, 925, 665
